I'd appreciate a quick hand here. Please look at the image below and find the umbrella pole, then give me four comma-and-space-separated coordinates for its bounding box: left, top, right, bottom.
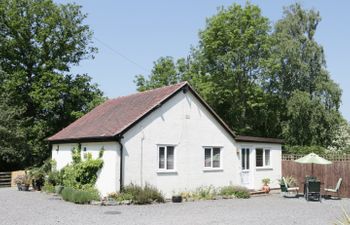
312, 163, 314, 176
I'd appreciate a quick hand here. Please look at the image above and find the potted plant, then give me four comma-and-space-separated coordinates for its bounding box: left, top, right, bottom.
262, 178, 271, 193
21, 174, 31, 191
29, 168, 45, 191
279, 176, 297, 193
47, 170, 64, 194
172, 192, 183, 203
279, 178, 287, 192
14, 175, 25, 191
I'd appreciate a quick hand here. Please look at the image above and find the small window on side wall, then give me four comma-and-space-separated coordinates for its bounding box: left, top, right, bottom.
256, 148, 271, 167
158, 145, 175, 170
204, 147, 221, 168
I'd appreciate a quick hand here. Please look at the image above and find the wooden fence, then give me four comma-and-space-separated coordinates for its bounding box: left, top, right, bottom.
282, 154, 350, 197
0, 172, 11, 188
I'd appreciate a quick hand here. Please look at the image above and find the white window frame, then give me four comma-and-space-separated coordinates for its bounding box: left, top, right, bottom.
255, 148, 271, 168
157, 145, 176, 172
203, 146, 222, 170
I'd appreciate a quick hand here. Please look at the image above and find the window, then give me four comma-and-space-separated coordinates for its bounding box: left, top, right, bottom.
204, 147, 221, 168
158, 146, 175, 170
265, 149, 270, 166
256, 148, 271, 167
241, 148, 250, 170
256, 149, 263, 167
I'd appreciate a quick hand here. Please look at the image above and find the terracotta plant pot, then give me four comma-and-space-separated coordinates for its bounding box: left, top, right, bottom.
262, 185, 270, 194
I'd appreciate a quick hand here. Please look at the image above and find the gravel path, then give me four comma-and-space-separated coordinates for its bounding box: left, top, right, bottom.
0, 188, 349, 225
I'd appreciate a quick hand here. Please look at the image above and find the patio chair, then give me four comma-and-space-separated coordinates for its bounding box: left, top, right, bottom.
306, 180, 321, 202
303, 176, 317, 197
324, 178, 342, 199
282, 177, 299, 197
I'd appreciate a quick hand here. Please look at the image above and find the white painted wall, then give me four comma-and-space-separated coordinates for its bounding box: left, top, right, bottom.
122, 91, 241, 197
52, 142, 120, 196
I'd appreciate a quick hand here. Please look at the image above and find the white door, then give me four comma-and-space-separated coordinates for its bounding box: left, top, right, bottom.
240, 148, 250, 188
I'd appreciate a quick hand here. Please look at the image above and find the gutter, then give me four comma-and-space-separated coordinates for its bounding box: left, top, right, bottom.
116, 136, 124, 191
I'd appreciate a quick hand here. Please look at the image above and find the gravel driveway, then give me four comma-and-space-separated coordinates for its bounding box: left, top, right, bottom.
0, 188, 349, 225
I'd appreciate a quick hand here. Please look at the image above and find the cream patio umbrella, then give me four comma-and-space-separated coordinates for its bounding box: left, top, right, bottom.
294, 152, 332, 175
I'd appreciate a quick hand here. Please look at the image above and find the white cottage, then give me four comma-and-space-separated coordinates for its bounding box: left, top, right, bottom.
48, 82, 283, 197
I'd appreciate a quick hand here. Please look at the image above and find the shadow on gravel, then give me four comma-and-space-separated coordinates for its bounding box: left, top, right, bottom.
48, 197, 62, 201
104, 211, 121, 215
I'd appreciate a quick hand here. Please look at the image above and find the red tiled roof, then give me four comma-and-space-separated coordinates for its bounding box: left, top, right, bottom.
48, 82, 187, 142
48, 82, 283, 144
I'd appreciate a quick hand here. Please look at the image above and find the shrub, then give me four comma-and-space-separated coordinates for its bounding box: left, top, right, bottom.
61, 187, 100, 204
28, 167, 45, 184
232, 186, 250, 199
219, 186, 236, 196
108, 192, 133, 202
192, 186, 217, 200
280, 176, 298, 187
61, 187, 75, 201
262, 178, 271, 186
180, 191, 193, 201
336, 208, 350, 225
219, 186, 250, 199
143, 185, 165, 203
47, 170, 63, 186
61, 147, 103, 190
14, 175, 25, 185
122, 184, 165, 204
42, 183, 55, 193
284, 145, 326, 155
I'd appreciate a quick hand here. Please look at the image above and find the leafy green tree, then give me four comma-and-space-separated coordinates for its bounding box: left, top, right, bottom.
283, 91, 341, 147
193, 3, 272, 136
328, 119, 350, 152
0, 83, 29, 171
134, 2, 345, 150
136, 4, 275, 137
134, 56, 188, 91
284, 145, 327, 155
269, 4, 343, 146
0, 0, 104, 169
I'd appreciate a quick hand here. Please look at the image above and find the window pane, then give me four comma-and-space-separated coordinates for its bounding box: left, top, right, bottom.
204, 148, 211, 167
167, 146, 174, 170
256, 149, 263, 167
242, 148, 250, 170
245, 149, 250, 170
159, 147, 165, 169
265, 149, 270, 166
241, 149, 245, 169
213, 148, 220, 168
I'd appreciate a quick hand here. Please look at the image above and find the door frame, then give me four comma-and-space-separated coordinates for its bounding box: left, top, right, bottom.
240, 145, 254, 189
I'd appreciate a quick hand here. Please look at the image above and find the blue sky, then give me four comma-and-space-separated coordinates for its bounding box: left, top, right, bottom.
55, 0, 350, 121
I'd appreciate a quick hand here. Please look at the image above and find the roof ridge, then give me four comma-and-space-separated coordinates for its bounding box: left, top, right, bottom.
107, 81, 188, 103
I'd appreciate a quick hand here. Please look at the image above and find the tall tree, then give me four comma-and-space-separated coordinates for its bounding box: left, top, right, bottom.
328, 119, 350, 152
136, 3, 275, 137
134, 56, 187, 92
0, 70, 29, 171
269, 4, 342, 146
134, 3, 344, 149
0, 0, 104, 169
283, 91, 341, 147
